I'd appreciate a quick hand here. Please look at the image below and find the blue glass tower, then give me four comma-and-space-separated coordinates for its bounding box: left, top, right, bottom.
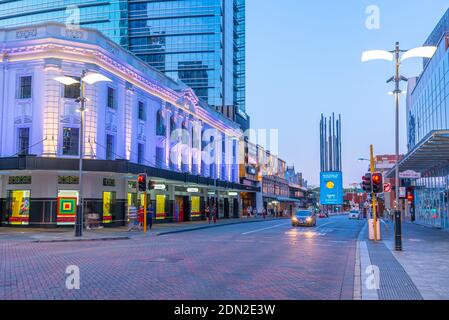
0, 0, 248, 128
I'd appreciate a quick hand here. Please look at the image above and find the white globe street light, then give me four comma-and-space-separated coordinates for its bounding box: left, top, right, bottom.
54, 71, 112, 237
361, 43, 437, 251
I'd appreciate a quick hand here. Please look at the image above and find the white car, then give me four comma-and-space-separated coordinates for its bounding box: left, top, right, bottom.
349, 210, 360, 220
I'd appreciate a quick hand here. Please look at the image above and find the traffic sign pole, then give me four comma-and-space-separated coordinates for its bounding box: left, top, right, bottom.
370, 145, 378, 242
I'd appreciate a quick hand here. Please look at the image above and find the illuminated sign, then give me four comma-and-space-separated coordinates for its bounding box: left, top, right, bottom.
228, 192, 238, 197
58, 176, 79, 185
153, 184, 166, 191
8, 176, 32, 185
320, 172, 343, 205
103, 178, 116, 187
187, 187, 199, 193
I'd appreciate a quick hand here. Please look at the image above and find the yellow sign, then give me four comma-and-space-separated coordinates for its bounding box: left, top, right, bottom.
191, 196, 200, 217
9, 190, 30, 225
156, 195, 166, 220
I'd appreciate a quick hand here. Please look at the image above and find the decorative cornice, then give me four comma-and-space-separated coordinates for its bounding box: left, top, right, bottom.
2, 33, 242, 137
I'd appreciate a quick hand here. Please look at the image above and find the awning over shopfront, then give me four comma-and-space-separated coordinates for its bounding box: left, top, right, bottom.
386, 130, 449, 178
276, 196, 302, 203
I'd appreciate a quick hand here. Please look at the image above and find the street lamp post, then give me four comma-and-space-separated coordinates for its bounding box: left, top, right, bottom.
55, 71, 112, 237
362, 43, 437, 251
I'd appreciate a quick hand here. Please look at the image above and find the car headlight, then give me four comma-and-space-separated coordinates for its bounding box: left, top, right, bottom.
306, 217, 312, 222
292, 217, 298, 222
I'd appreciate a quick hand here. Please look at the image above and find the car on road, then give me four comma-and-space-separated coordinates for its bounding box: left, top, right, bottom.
292, 210, 317, 227
348, 210, 360, 220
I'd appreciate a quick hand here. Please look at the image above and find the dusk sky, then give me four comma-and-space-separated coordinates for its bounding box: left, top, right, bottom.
246, 0, 449, 187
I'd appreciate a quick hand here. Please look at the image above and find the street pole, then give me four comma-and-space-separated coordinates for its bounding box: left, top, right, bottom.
394, 42, 403, 251
75, 70, 86, 237
370, 145, 378, 241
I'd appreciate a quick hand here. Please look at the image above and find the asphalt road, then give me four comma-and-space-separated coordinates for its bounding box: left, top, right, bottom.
0, 215, 365, 300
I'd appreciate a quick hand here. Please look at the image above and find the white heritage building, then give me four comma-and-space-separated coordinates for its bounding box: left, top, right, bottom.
0, 23, 256, 227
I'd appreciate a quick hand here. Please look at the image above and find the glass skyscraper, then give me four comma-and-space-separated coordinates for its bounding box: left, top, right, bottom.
0, 0, 248, 128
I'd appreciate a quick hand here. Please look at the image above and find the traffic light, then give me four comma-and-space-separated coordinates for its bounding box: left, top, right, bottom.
372, 172, 383, 194
138, 173, 147, 192
406, 187, 414, 203
362, 173, 372, 193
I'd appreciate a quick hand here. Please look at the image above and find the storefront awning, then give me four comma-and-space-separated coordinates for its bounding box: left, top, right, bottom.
386, 130, 449, 178
276, 196, 303, 203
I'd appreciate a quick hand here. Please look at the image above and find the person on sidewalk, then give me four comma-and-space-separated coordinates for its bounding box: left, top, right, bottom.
137, 205, 144, 231
205, 205, 211, 224
262, 208, 267, 219
147, 203, 154, 230
213, 205, 217, 224
127, 205, 138, 232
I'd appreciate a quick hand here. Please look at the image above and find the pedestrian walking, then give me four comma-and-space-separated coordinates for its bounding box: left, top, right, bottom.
137, 205, 144, 231
205, 205, 211, 224
147, 203, 154, 230
253, 208, 257, 218
262, 208, 267, 219
213, 205, 217, 224
127, 205, 139, 231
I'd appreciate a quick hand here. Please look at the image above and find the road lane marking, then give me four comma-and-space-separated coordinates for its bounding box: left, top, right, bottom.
241, 223, 289, 235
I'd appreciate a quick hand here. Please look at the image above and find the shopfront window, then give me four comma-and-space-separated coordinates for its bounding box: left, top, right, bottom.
57, 190, 79, 226
8, 190, 30, 225
103, 191, 116, 224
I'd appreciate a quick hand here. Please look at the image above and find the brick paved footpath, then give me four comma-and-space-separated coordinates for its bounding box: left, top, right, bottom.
357, 219, 449, 300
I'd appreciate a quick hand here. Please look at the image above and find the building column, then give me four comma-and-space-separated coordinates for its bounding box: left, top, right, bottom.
192, 121, 202, 175
168, 184, 175, 222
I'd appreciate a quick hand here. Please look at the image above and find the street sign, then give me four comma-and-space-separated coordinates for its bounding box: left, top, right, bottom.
399, 187, 407, 199
383, 183, 392, 193
399, 170, 421, 179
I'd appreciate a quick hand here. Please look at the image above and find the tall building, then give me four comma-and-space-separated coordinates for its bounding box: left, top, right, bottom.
0, 0, 248, 129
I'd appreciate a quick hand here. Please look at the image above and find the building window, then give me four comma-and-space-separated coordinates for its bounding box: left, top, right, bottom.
17, 127, 30, 155
138, 101, 146, 121
107, 87, 115, 109
63, 77, 81, 99
137, 143, 144, 164
156, 110, 166, 136
62, 127, 79, 156
106, 134, 115, 160
18, 76, 32, 99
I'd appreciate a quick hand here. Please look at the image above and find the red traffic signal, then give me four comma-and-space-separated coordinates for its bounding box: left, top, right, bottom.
371, 173, 383, 194
138, 173, 147, 192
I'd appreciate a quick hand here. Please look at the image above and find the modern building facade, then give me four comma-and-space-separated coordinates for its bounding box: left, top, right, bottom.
0, 23, 256, 227
0, 0, 248, 129
395, 11, 449, 229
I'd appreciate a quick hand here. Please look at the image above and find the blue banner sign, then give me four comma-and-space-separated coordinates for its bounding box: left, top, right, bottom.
320, 172, 343, 205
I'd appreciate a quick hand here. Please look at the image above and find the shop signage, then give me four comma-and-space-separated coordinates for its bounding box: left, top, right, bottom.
8, 176, 32, 185
399, 187, 407, 199
228, 192, 238, 197
247, 166, 257, 175
58, 176, 79, 185
399, 170, 421, 179
187, 187, 199, 193
103, 178, 116, 187
153, 184, 166, 191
